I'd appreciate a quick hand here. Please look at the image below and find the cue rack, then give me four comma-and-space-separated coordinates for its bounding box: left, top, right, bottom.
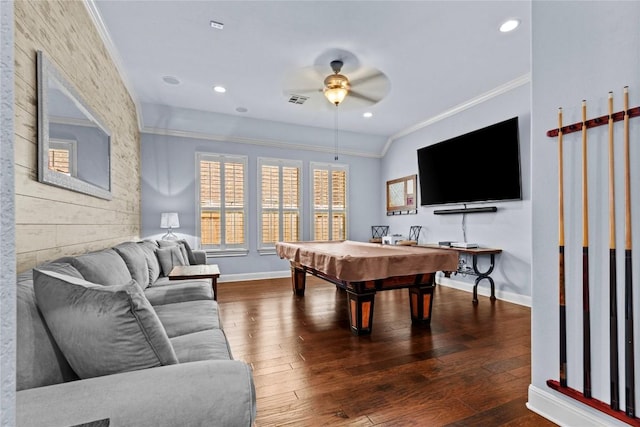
546, 86, 640, 426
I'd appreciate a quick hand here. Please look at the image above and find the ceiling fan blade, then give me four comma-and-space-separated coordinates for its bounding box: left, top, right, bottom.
348, 90, 381, 104
349, 71, 386, 87
286, 88, 322, 95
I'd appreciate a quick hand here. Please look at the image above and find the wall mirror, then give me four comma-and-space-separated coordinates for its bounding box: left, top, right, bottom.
37, 50, 112, 200
386, 174, 417, 215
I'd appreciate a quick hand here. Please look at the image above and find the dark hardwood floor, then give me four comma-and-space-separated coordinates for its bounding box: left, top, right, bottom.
218, 275, 556, 426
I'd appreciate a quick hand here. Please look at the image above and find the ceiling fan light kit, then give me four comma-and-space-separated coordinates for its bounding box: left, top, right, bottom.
323, 73, 350, 106
323, 59, 350, 106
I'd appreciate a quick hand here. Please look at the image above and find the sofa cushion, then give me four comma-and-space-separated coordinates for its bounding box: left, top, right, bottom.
68, 249, 132, 286
16, 266, 81, 391
113, 242, 150, 290
156, 246, 187, 276
138, 240, 161, 285
33, 269, 178, 379
170, 329, 233, 362
153, 300, 221, 338
144, 279, 214, 305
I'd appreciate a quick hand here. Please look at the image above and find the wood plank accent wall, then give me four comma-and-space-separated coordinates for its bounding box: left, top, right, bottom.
14, 0, 140, 273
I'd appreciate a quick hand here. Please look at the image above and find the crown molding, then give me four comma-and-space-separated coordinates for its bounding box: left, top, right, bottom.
83, 0, 143, 131
142, 127, 383, 159
381, 73, 531, 156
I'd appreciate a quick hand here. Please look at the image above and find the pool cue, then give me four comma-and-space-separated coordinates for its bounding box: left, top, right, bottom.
558, 107, 568, 388
623, 86, 636, 418
608, 91, 620, 410
581, 99, 592, 398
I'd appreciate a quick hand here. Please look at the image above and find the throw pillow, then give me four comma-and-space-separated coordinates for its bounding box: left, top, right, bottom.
157, 240, 191, 266
178, 239, 197, 265
33, 269, 178, 379
156, 246, 187, 276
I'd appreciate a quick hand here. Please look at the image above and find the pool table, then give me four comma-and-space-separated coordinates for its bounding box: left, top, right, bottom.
275, 240, 458, 335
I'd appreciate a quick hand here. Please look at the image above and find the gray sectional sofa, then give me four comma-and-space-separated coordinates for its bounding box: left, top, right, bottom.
16, 240, 256, 427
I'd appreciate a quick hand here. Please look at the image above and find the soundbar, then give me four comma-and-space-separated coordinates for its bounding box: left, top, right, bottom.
433, 206, 497, 215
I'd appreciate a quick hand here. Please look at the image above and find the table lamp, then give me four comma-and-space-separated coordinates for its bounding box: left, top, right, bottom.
160, 212, 180, 240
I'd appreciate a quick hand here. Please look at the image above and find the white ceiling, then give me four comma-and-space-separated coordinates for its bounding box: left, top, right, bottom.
92, 0, 531, 139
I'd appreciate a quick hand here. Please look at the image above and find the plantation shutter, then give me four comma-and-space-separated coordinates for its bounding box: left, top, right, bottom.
311, 163, 348, 241
197, 153, 247, 253
258, 158, 302, 251
48, 148, 70, 175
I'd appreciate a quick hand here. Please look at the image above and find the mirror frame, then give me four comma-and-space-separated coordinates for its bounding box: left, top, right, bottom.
37, 50, 113, 200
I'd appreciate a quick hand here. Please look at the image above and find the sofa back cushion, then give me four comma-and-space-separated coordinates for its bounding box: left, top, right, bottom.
16, 264, 80, 390
68, 249, 132, 286
138, 240, 161, 284
113, 242, 150, 290
33, 269, 179, 379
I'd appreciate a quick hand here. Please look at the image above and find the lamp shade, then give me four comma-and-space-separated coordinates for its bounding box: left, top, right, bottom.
160, 212, 180, 229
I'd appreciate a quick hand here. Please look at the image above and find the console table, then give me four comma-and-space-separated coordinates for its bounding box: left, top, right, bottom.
417, 245, 502, 304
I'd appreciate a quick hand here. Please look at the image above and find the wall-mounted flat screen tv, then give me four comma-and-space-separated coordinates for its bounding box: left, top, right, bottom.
417, 116, 522, 206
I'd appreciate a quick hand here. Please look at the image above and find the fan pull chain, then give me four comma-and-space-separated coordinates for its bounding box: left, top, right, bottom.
334, 105, 339, 161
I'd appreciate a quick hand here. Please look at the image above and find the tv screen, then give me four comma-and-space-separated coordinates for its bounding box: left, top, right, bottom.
417, 117, 522, 206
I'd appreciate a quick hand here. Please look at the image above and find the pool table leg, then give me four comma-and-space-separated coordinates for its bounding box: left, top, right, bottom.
290, 262, 306, 296
346, 291, 376, 335
409, 285, 435, 325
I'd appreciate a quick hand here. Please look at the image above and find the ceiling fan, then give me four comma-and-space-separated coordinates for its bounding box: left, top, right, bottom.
284, 56, 390, 111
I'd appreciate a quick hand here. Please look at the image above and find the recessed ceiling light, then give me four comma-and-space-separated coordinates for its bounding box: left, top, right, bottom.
363, 112, 373, 118
213, 86, 226, 93
236, 107, 248, 113
499, 19, 520, 33
210, 20, 224, 30
162, 76, 180, 85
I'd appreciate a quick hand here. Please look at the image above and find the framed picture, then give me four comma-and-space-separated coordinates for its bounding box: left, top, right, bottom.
386, 174, 417, 214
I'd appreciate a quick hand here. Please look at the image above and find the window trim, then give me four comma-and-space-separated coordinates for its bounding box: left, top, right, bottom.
257, 157, 303, 254
195, 152, 249, 256
310, 161, 349, 241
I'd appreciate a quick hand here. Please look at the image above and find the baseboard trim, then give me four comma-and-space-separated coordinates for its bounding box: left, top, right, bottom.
218, 270, 291, 283
436, 275, 531, 307
527, 384, 627, 426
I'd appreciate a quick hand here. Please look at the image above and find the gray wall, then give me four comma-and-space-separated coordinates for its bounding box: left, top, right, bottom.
0, 1, 15, 425
530, 2, 640, 425
382, 83, 532, 303
141, 131, 382, 277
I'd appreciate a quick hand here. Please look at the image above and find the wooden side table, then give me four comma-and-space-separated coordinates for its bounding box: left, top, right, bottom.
168, 264, 220, 301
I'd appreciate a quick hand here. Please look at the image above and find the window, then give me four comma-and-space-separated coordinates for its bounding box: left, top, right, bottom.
258, 158, 302, 252
196, 153, 248, 255
311, 162, 348, 241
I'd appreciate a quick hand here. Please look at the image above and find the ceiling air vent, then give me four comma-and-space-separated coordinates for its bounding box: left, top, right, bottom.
288, 94, 308, 105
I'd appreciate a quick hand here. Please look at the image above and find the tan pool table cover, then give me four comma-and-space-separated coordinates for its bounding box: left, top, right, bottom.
276, 240, 458, 282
